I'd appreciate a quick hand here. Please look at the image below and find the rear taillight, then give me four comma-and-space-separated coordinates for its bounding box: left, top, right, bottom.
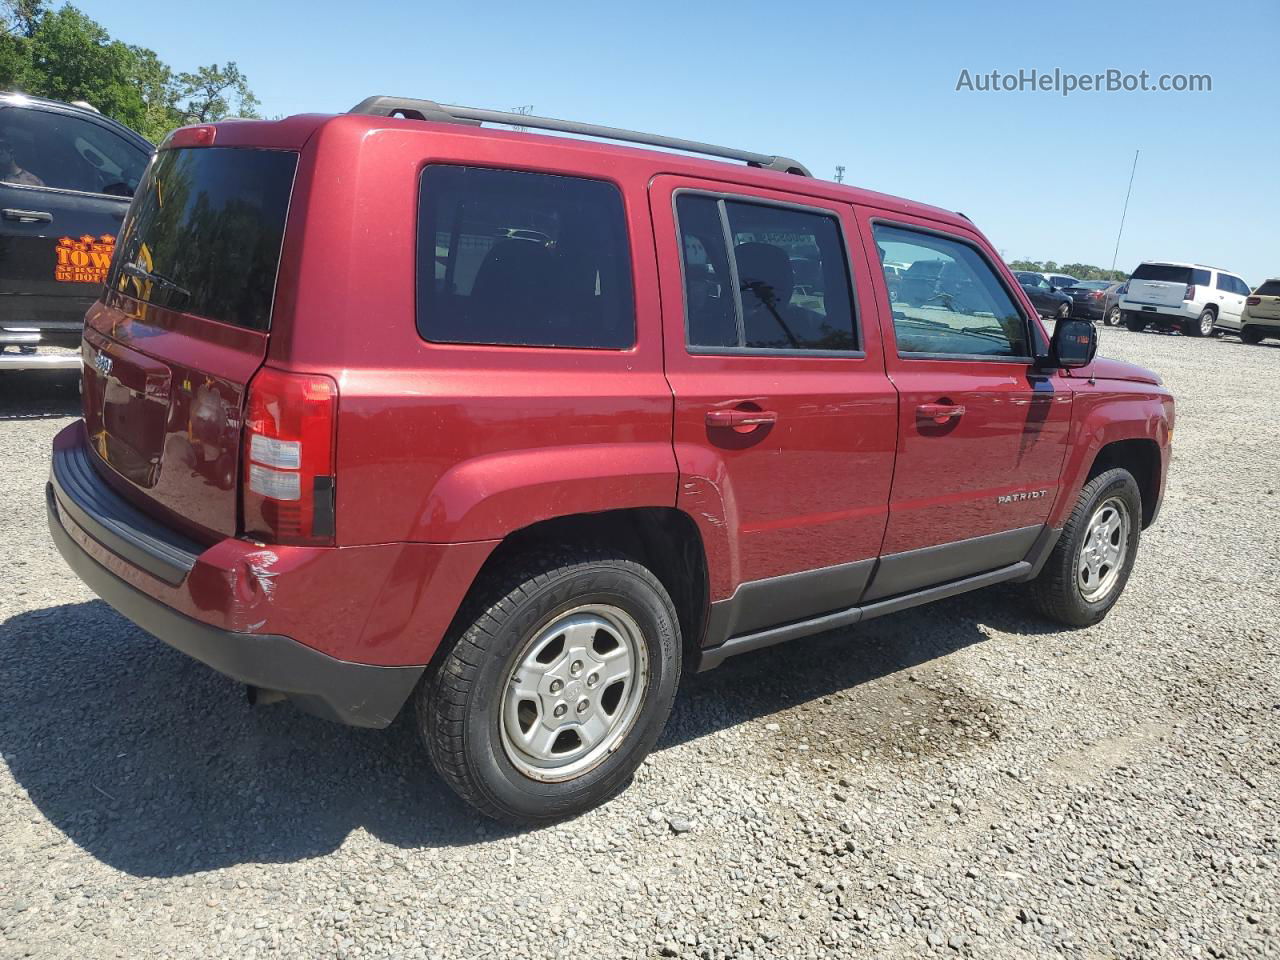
1246, 296, 1261, 306
242, 367, 337, 546
1183, 284, 1195, 301
1091, 291, 1104, 299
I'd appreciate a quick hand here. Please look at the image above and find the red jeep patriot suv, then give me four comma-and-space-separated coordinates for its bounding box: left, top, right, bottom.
48, 98, 1174, 823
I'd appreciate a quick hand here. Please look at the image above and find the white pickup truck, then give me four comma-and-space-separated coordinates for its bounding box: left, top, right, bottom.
1118, 261, 1251, 338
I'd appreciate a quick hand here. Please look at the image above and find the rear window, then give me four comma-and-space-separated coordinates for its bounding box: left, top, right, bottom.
109, 147, 298, 331
1255, 280, 1280, 296
1130, 264, 1210, 286
416, 165, 635, 349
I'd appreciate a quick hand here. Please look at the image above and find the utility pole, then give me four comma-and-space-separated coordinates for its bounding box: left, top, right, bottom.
510, 105, 534, 132
834, 165, 845, 184
1111, 149, 1139, 273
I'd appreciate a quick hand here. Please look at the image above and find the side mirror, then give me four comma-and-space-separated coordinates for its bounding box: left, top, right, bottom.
1045, 318, 1097, 369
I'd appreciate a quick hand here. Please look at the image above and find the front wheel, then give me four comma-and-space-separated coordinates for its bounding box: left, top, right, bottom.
1026, 468, 1142, 627
419, 547, 681, 824
1056, 301, 1071, 320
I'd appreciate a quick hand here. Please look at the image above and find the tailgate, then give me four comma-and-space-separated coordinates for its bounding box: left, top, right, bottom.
1249, 295, 1280, 320
79, 145, 298, 541
1126, 279, 1184, 306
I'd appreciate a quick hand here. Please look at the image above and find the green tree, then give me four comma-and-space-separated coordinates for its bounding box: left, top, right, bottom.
25, 5, 146, 127
1, 2, 260, 143
175, 61, 259, 123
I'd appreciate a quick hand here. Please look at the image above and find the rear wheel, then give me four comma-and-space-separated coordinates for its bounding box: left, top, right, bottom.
1185, 308, 1215, 337
1240, 326, 1264, 345
420, 547, 681, 824
1124, 313, 1147, 333
1105, 305, 1122, 327
1027, 467, 1141, 627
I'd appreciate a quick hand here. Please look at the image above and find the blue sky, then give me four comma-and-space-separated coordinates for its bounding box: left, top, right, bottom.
81, 0, 1279, 283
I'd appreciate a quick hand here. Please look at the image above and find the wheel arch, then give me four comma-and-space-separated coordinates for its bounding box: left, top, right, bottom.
439, 507, 711, 671
1085, 437, 1162, 528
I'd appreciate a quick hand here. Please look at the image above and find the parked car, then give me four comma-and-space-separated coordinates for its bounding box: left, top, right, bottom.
1118, 261, 1250, 337
47, 98, 1174, 823
1040, 272, 1082, 290
1236, 278, 1280, 344
1013, 270, 1073, 319
0, 93, 152, 368
1064, 280, 1126, 325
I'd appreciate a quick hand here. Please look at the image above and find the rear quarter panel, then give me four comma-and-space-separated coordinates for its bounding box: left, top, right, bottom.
276, 117, 677, 546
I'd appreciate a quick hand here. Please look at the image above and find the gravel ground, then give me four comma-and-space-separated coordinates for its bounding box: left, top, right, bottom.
1, 329, 1277, 960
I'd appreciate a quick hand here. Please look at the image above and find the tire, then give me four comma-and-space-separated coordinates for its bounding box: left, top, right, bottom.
1105, 305, 1122, 327
1124, 313, 1146, 333
1027, 467, 1142, 627
419, 546, 681, 824
1240, 326, 1264, 345
1185, 307, 1215, 337
1056, 301, 1071, 320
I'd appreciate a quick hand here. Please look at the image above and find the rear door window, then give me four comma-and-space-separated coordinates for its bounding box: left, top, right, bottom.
109, 147, 298, 331
416, 165, 634, 349
675, 193, 857, 352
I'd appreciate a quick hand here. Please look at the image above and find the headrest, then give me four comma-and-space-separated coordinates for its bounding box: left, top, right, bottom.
734, 242, 793, 308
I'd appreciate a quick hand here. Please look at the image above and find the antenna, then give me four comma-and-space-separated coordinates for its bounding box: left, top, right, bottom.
834, 165, 845, 184
1111, 149, 1139, 273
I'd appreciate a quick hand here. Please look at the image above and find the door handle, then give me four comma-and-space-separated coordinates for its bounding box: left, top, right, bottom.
917, 402, 965, 424
706, 409, 777, 428
2, 208, 53, 223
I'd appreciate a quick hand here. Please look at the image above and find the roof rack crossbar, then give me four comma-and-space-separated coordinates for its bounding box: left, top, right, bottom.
348, 96, 812, 177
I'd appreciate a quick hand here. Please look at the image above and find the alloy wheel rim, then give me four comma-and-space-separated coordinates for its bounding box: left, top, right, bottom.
1201, 314, 1214, 335
1077, 497, 1130, 603
500, 604, 649, 782
1108, 308, 1120, 326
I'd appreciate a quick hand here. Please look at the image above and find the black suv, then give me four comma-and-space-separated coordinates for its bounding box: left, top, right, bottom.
1, 94, 152, 363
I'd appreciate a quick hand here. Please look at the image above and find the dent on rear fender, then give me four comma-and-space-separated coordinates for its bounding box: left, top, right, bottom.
673, 443, 741, 602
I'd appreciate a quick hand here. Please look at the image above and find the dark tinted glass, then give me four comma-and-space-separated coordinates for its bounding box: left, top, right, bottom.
677, 194, 857, 352
417, 166, 634, 349
1192, 269, 1211, 286
1216, 273, 1232, 291
0, 106, 149, 195
109, 148, 297, 330
1131, 263, 1192, 283
1255, 280, 1280, 296
874, 224, 1029, 358
676, 194, 738, 348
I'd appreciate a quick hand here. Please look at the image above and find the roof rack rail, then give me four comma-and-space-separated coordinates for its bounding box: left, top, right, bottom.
348, 96, 812, 177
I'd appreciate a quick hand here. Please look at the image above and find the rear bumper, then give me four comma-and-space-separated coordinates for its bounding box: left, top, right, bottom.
48, 481, 420, 727
1119, 301, 1194, 322
1241, 311, 1280, 331
48, 481, 422, 727
48, 421, 498, 726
